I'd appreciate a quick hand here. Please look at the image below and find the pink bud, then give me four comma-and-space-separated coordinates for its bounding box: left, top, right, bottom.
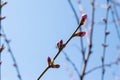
57, 40, 63, 47
0, 61, 2, 65
52, 64, 60, 68
62, 44, 66, 48
47, 56, 51, 66
80, 14, 87, 25
0, 44, 4, 53
57, 39, 65, 50
82, 14, 87, 20
74, 31, 86, 37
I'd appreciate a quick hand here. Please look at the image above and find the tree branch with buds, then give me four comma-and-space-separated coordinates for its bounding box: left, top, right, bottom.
37, 14, 87, 80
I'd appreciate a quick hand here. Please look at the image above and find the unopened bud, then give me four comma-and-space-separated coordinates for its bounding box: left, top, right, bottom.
0, 16, 6, 20
13, 63, 17, 67
47, 56, 51, 66
107, 5, 111, 10
105, 31, 110, 35
73, 31, 86, 37
101, 56, 104, 62
0, 44, 5, 53
102, 18, 107, 23
57, 39, 66, 50
102, 43, 108, 47
0, 1, 7, 7
0, 61, 2, 65
80, 14, 87, 25
51, 64, 60, 68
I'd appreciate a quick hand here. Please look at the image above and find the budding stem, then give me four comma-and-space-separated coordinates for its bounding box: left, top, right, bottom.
37, 14, 87, 80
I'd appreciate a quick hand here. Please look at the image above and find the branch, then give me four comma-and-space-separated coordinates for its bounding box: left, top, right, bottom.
62, 51, 80, 77
85, 60, 119, 75
101, 0, 110, 80
68, 0, 85, 62
37, 14, 87, 80
110, 0, 120, 7
80, 0, 95, 80
1, 27, 23, 80
111, 9, 120, 42
68, 0, 79, 24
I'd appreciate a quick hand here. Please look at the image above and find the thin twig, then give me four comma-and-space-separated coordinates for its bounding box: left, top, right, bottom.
62, 51, 80, 77
53, 23, 82, 61
85, 60, 119, 75
1, 27, 23, 80
80, 0, 95, 80
111, 9, 120, 42
110, 0, 120, 7
0, 0, 2, 80
37, 19, 84, 80
68, 0, 85, 61
37, 66, 49, 80
113, 6, 120, 25
68, 0, 79, 24
101, 0, 110, 80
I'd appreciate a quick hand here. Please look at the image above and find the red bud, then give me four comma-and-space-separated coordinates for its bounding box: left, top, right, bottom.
82, 14, 87, 19
57, 40, 63, 48
80, 14, 87, 25
73, 31, 86, 37
47, 56, 51, 66
0, 61, 2, 65
51, 64, 60, 68
0, 44, 5, 53
57, 39, 65, 50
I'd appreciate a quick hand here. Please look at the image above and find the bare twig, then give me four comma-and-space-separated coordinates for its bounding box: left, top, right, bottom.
0, 0, 7, 79
85, 60, 119, 75
0, 1, 22, 79
68, 0, 85, 61
37, 66, 49, 80
1, 26, 23, 80
110, 0, 120, 7
0, 0, 2, 79
111, 9, 120, 42
80, 0, 95, 80
62, 51, 80, 77
101, 0, 110, 80
68, 0, 79, 24
113, 6, 120, 26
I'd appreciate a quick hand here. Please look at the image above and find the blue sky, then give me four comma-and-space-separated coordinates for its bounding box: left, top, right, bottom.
1, 0, 120, 80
